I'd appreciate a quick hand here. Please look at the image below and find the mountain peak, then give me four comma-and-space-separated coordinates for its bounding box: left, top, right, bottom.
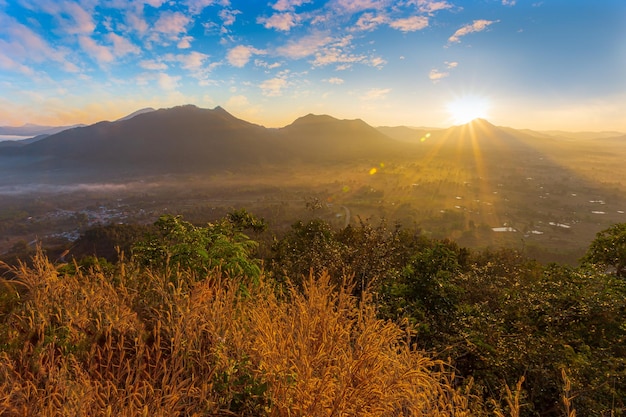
116, 107, 156, 122
288, 113, 339, 127
459, 118, 495, 127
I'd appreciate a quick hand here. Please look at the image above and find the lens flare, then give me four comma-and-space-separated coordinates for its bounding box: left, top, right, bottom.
446, 96, 490, 125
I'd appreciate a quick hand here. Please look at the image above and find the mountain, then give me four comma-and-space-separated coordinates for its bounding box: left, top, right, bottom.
13, 105, 278, 173
376, 126, 436, 143
0, 105, 404, 184
279, 114, 405, 162
0, 123, 85, 137
540, 129, 625, 140
4, 106, 622, 187
115, 107, 156, 122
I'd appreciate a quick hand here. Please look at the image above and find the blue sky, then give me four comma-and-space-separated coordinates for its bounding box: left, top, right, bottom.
0, 0, 625, 130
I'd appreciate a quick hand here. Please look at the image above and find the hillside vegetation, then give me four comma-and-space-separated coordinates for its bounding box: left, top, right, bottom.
1, 212, 625, 416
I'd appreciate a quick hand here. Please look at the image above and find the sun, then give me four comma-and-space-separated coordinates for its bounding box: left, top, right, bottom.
446, 95, 491, 125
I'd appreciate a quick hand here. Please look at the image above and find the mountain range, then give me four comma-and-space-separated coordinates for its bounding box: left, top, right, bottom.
0, 123, 85, 137
0, 104, 624, 185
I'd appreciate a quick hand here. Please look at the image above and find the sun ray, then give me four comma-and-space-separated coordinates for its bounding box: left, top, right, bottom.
446, 95, 490, 125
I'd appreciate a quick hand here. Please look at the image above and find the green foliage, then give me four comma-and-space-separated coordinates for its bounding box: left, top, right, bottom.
270, 217, 426, 294
582, 222, 626, 277
132, 211, 264, 280
381, 241, 466, 336
8, 213, 626, 416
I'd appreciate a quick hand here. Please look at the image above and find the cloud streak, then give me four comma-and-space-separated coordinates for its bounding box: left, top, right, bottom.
227, 45, 266, 67
448, 20, 499, 44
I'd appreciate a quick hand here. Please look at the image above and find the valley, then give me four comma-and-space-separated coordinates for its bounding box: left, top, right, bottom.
1, 106, 625, 265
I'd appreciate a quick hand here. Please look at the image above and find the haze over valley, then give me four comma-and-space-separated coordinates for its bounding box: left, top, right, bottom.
1, 104, 625, 265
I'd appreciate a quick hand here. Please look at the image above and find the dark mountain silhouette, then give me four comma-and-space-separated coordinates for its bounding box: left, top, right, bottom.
278, 114, 405, 162
376, 126, 441, 142
12, 105, 280, 174
0, 105, 405, 183
3, 106, 623, 187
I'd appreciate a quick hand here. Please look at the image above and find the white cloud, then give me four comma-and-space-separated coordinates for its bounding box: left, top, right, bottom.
429, 69, 449, 82
179, 51, 209, 70
502, 0, 516, 5
158, 72, 181, 90
260, 77, 288, 97
389, 16, 429, 32
0, 14, 74, 69
326, 77, 344, 84
258, 13, 300, 32
62, 2, 96, 35
19, 1, 96, 35
362, 88, 391, 100
184, 0, 217, 14
369, 56, 386, 68
448, 19, 498, 44
145, 0, 167, 7
0, 50, 35, 75
334, 0, 389, 13
354, 13, 388, 31
255, 59, 282, 69
125, 12, 149, 36
107, 33, 140, 57
272, 0, 313, 11
227, 45, 265, 67
276, 32, 333, 59
313, 49, 363, 68
140, 60, 168, 70
429, 61, 458, 82
154, 11, 192, 38
409, 0, 453, 14
78, 36, 115, 64
177, 36, 193, 49
219, 8, 241, 26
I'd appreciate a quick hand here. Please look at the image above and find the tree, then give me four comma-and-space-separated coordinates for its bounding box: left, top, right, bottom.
582, 223, 626, 277
132, 212, 264, 281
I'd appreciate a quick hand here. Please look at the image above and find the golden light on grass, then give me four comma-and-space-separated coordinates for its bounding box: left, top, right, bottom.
0, 250, 478, 416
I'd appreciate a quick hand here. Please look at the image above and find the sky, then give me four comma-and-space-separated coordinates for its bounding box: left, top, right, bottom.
0, 0, 625, 131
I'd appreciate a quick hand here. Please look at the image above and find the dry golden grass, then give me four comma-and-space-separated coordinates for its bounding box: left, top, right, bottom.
0, 250, 558, 416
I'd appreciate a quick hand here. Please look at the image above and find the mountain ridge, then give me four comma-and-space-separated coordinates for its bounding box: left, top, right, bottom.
2, 106, 624, 186
0, 105, 405, 183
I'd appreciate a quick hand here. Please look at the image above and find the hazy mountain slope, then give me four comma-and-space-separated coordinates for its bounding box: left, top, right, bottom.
376, 126, 435, 142
115, 107, 156, 122
279, 114, 406, 162
16, 105, 281, 171
0, 106, 410, 183
540, 129, 625, 140
0, 123, 84, 136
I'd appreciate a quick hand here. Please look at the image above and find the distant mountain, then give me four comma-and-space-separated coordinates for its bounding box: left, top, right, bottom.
0, 105, 405, 183
376, 126, 436, 142
3, 106, 622, 186
0, 135, 45, 148
0, 123, 84, 137
279, 114, 404, 161
540, 130, 625, 140
115, 107, 156, 122
14, 105, 277, 172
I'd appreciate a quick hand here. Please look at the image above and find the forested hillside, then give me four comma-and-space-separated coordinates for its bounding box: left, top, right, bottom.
1, 211, 624, 416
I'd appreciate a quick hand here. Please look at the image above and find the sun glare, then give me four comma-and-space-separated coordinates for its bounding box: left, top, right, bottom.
446, 96, 490, 125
